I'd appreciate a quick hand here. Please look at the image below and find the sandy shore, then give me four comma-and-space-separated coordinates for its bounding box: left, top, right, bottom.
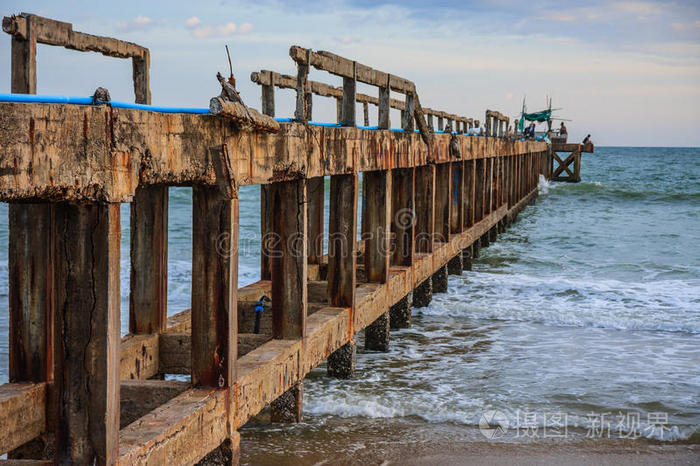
394, 440, 699, 466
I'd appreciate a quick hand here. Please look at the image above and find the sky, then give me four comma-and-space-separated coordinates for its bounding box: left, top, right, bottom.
1, 0, 699, 146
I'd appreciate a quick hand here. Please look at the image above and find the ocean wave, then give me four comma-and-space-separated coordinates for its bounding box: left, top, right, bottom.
425, 273, 700, 334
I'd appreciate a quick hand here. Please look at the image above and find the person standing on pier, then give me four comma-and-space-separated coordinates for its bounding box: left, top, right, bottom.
524, 122, 536, 139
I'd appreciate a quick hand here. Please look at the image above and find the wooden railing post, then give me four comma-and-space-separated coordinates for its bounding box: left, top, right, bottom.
53, 202, 121, 464
341, 61, 356, 126
295, 50, 310, 121
402, 92, 415, 131
378, 75, 390, 130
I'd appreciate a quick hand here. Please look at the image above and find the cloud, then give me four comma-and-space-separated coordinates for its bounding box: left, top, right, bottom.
185, 16, 201, 27
187, 20, 254, 39
671, 20, 700, 32
116, 15, 165, 32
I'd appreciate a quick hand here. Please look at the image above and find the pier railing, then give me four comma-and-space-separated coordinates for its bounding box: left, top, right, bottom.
0, 12, 548, 465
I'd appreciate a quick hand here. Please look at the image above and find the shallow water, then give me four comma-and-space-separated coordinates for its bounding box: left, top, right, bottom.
0, 147, 698, 460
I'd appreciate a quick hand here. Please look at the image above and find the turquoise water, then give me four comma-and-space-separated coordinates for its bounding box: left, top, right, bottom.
0, 147, 698, 456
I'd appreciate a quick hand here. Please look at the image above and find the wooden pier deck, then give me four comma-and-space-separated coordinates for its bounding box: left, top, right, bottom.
1, 13, 549, 465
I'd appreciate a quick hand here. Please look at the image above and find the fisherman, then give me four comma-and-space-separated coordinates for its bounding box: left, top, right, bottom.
513, 119, 519, 136
506, 125, 514, 139
583, 134, 591, 144
560, 122, 567, 135
523, 122, 536, 139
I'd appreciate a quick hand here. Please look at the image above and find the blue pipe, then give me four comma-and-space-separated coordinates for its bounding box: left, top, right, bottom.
0, 93, 94, 105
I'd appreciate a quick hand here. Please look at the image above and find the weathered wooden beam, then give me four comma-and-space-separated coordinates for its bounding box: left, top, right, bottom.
328, 175, 358, 308
414, 165, 435, 253
378, 77, 390, 129
191, 184, 238, 388
0, 102, 547, 202
363, 170, 391, 283
294, 50, 310, 121
390, 168, 414, 266
129, 185, 168, 335
434, 163, 451, 243
118, 388, 231, 465
270, 180, 307, 339
450, 161, 464, 234
132, 50, 150, 105
341, 62, 356, 127
52, 202, 121, 464
8, 204, 53, 384
2, 14, 148, 59
289, 46, 415, 93
307, 177, 324, 265
0, 383, 46, 455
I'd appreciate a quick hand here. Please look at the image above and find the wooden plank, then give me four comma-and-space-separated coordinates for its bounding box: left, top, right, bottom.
3, 14, 147, 59
378, 80, 390, 129
402, 93, 415, 131
0, 383, 46, 455
391, 168, 414, 266
270, 180, 307, 338
414, 165, 435, 253
328, 175, 358, 308
434, 163, 451, 242
120, 333, 159, 380
191, 185, 238, 387
294, 52, 309, 121
129, 185, 168, 335
53, 202, 121, 464
363, 170, 391, 283
307, 177, 324, 265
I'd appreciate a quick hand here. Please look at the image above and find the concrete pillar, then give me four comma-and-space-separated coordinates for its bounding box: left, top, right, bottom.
270, 382, 303, 423
473, 239, 481, 259
462, 245, 473, 271
365, 311, 390, 352
328, 340, 356, 378
389, 295, 411, 329
412, 278, 432, 308
432, 265, 448, 293
447, 254, 463, 275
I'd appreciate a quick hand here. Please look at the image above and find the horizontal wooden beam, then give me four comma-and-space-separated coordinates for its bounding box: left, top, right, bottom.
0, 102, 546, 202
485, 109, 509, 122
2, 13, 147, 59
289, 46, 414, 93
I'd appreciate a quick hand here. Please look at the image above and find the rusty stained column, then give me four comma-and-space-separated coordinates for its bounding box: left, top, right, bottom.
6, 15, 54, 460
268, 179, 307, 420
190, 183, 240, 456
363, 170, 391, 352
389, 168, 414, 328
412, 165, 435, 308
52, 202, 121, 464
327, 174, 358, 377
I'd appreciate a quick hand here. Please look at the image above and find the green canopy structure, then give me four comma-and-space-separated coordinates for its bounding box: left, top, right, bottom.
518, 109, 552, 131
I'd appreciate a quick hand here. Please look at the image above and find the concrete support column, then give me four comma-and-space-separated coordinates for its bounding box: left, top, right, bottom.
389, 295, 411, 329
328, 340, 356, 378
365, 311, 390, 352
413, 278, 433, 308
462, 245, 473, 271
432, 265, 448, 293
447, 254, 463, 275
270, 382, 303, 423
